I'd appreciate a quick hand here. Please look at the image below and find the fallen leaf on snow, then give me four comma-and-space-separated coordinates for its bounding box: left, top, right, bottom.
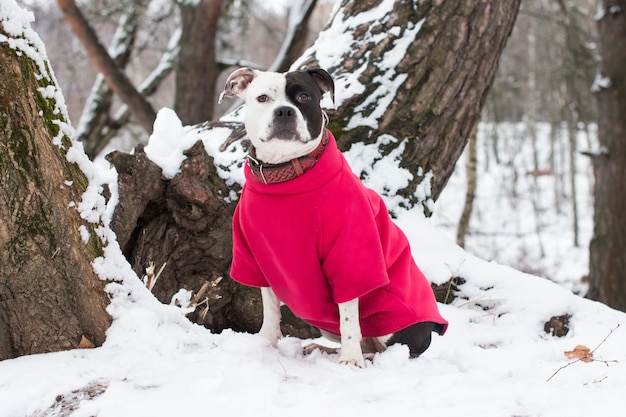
564, 344, 593, 363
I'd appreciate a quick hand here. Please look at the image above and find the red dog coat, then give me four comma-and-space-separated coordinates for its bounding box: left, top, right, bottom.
230, 130, 448, 337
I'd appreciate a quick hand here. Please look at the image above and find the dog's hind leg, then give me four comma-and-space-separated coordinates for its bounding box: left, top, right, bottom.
303, 331, 387, 364
387, 321, 436, 358
259, 287, 282, 347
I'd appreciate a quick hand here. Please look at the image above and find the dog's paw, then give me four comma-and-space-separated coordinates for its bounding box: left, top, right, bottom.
338, 347, 366, 368
338, 354, 365, 368
258, 326, 281, 348
303, 343, 339, 356
338, 340, 365, 368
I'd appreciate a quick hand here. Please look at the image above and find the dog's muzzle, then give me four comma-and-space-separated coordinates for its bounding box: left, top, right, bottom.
248, 130, 330, 184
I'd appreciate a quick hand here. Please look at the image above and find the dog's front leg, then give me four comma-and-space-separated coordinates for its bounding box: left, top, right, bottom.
258, 287, 282, 347
338, 298, 365, 368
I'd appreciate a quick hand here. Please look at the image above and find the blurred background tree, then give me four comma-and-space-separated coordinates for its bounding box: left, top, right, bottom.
587, 0, 626, 312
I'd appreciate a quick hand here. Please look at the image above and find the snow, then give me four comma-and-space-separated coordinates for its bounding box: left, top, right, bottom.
343, 134, 413, 213
595, 3, 623, 21
144, 108, 245, 185
143, 108, 192, 179
78, 225, 91, 244
1, 201, 625, 416
2, 1, 626, 417
591, 73, 611, 92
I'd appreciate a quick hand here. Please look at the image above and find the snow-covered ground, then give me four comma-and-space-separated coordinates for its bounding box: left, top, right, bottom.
1, 189, 624, 417
2, 2, 625, 417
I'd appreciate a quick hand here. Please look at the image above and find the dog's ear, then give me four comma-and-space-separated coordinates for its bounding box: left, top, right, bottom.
307, 68, 335, 106
219, 67, 257, 103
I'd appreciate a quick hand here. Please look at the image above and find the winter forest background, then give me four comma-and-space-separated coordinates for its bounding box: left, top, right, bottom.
28, 0, 598, 292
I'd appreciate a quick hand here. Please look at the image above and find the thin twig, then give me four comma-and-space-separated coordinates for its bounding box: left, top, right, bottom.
191, 281, 211, 305
547, 324, 620, 382
277, 358, 290, 381
589, 323, 621, 355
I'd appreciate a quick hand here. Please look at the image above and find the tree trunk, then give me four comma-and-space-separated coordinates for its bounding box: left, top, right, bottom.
296, 0, 521, 211
567, 120, 580, 247
557, 0, 596, 249
0, 39, 110, 360
457, 127, 477, 248
588, 1, 626, 311
175, 0, 224, 125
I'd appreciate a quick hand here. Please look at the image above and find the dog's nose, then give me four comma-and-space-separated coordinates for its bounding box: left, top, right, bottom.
274, 106, 296, 120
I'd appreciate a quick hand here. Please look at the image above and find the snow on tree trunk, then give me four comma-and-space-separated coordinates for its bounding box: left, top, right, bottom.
587, 1, 626, 312
0, 20, 110, 360
108, 0, 521, 334
295, 0, 521, 212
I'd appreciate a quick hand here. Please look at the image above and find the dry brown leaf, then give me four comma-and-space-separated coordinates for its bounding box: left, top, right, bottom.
564, 344, 593, 362
79, 335, 95, 349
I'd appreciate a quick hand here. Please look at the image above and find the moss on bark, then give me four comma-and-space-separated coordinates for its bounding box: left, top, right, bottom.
1, 34, 110, 360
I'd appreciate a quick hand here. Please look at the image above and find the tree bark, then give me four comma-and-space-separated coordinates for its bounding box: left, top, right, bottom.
174, 0, 224, 125
296, 0, 521, 211
106, 142, 238, 331
106, 141, 320, 338
587, 0, 626, 311
0, 40, 111, 360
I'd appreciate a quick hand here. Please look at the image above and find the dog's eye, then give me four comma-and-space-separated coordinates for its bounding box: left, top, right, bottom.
257, 94, 269, 103
297, 92, 311, 103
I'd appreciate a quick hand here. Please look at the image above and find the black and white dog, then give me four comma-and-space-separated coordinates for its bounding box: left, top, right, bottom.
221, 67, 447, 367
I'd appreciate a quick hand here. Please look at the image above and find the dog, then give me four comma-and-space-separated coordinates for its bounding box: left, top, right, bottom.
220, 67, 448, 367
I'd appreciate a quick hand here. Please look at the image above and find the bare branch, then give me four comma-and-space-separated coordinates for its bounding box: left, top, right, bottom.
77, 7, 143, 158
217, 57, 264, 71
269, 0, 318, 73
56, 0, 156, 133
97, 28, 183, 152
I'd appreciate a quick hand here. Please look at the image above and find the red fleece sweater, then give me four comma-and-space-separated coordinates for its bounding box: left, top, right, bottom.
230, 131, 448, 337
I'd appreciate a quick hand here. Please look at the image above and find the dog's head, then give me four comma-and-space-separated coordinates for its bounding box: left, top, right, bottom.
219, 68, 334, 163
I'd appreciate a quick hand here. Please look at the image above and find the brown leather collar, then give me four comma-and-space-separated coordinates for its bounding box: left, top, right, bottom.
247, 130, 329, 184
